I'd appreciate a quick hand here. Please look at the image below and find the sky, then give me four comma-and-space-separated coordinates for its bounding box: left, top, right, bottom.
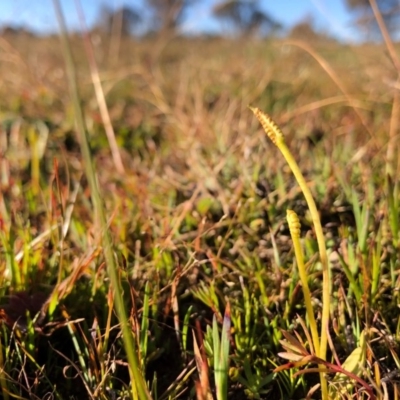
0, 1, 358, 42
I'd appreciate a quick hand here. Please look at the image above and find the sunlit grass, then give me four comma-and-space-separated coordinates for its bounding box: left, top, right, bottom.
0, 26, 399, 399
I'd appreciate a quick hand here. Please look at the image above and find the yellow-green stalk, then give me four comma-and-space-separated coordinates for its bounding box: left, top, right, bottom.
286, 210, 320, 355
250, 107, 330, 399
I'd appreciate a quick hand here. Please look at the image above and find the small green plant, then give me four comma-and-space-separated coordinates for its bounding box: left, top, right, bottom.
192, 305, 231, 400
212, 304, 231, 400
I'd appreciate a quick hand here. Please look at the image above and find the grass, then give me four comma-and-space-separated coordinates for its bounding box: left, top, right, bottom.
0, 20, 400, 399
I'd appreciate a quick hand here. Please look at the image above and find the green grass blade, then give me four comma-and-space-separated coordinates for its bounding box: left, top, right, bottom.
140, 281, 150, 367
52, 1, 151, 398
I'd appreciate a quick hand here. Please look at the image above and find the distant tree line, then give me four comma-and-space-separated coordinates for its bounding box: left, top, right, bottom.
1, 0, 399, 40
344, 0, 400, 39
92, 0, 400, 40
95, 0, 281, 38
212, 0, 281, 37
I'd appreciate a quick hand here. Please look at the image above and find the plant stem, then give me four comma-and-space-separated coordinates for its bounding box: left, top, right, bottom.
286, 210, 320, 355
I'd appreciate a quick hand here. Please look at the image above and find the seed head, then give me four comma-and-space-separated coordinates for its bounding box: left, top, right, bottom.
287, 209, 301, 238
249, 106, 284, 146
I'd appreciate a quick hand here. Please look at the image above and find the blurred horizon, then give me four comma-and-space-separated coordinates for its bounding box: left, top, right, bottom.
0, 1, 374, 43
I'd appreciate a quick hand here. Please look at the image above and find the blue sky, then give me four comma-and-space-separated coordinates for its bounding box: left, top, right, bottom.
0, 1, 357, 42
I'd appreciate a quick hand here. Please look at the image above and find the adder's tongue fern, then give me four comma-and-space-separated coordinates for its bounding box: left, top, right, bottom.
250, 106, 331, 400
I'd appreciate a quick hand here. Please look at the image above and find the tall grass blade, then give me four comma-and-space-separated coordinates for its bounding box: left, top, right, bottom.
51, 1, 151, 398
